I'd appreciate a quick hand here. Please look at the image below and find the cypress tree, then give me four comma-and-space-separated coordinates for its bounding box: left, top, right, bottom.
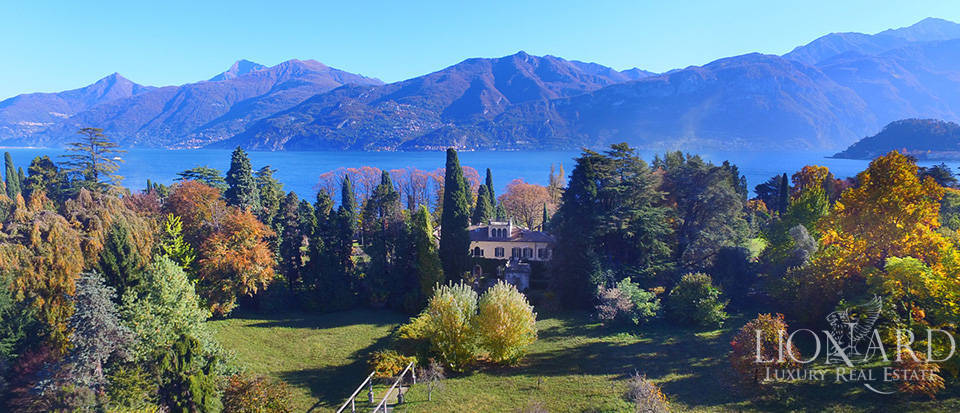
17, 167, 25, 191
340, 175, 358, 236
777, 172, 790, 215
4, 152, 20, 199
440, 149, 472, 281
484, 168, 496, 210
472, 184, 494, 224
412, 205, 443, 306
224, 147, 259, 210
541, 203, 549, 231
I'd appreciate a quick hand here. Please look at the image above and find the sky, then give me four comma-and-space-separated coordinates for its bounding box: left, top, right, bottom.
2, 0, 960, 100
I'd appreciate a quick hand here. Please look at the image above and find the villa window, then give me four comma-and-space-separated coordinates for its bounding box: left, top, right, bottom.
523, 248, 533, 258
473, 247, 483, 257
495, 247, 504, 257
537, 248, 550, 259
511, 247, 520, 258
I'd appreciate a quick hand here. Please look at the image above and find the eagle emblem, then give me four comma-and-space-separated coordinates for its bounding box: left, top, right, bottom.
825, 296, 882, 361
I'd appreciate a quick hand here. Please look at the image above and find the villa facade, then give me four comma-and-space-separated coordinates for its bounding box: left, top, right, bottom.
468, 220, 554, 261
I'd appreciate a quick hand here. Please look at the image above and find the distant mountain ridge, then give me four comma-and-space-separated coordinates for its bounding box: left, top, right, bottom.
5, 17, 960, 151
833, 118, 960, 159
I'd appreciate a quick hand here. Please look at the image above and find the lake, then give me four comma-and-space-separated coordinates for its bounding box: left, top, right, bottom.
0, 148, 952, 199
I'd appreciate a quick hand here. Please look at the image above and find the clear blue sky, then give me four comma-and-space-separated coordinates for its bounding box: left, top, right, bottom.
2, 0, 959, 100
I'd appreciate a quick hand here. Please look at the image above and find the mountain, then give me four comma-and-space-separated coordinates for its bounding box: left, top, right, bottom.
15, 60, 382, 148
620, 68, 658, 80
0, 73, 153, 140
833, 118, 960, 159
209, 59, 267, 81
784, 17, 960, 65
217, 52, 638, 150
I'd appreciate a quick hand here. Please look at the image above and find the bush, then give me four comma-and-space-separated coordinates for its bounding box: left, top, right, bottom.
475, 281, 538, 364
424, 282, 479, 371
222, 373, 294, 413
894, 349, 945, 399
666, 273, 728, 328
596, 277, 660, 326
368, 350, 415, 379
624, 372, 669, 413
729, 313, 800, 387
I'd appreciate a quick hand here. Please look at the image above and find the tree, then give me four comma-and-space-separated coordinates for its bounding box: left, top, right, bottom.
499, 179, 553, 229
24, 156, 63, 201
224, 147, 259, 210
196, 207, 276, 316
222, 374, 293, 413
439, 149, 472, 282
120, 256, 216, 363
277, 192, 307, 292
484, 168, 496, 207
64, 273, 133, 392
547, 163, 565, 204
471, 184, 494, 224
665, 273, 728, 327
175, 166, 226, 191
753, 174, 784, 211
340, 175, 359, 236
159, 214, 197, 273
919, 163, 958, 188
4, 152, 21, 199
60, 127, 125, 192
0, 272, 38, 362
97, 220, 146, 301
474, 281, 537, 364
412, 205, 443, 309
417, 359, 446, 402
595, 277, 660, 326
777, 172, 790, 214
156, 334, 222, 413
729, 313, 799, 387
254, 166, 283, 227
361, 171, 405, 307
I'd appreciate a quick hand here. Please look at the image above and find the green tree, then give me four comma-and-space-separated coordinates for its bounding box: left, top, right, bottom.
412, 205, 443, 308
777, 172, 790, 215
254, 166, 283, 227
159, 214, 197, 273
471, 184, 494, 224
4, 152, 21, 199
362, 171, 405, 307
176, 166, 226, 190
98, 220, 146, 301
24, 155, 63, 201
474, 281, 537, 364
60, 127, 125, 192
424, 282, 478, 371
156, 334, 222, 413
277, 192, 307, 292
224, 147, 259, 210
484, 168, 496, 211
340, 175, 358, 235
439, 149, 472, 281
665, 272, 728, 328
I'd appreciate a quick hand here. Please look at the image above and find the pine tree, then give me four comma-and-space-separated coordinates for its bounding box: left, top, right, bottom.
472, 184, 494, 224
362, 171, 404, 307
541, 203, 549, 231
777, 172, 790, 215
254, 166, 283, 227
175, 166, 226, 190
224, 147, 259, 210
412, 205, 443, 307
98, 220, 145, 301
4, 152, 20, 199
60, 127, 125, 192
440, 149, 472, 281
64, 273, 133, 391
278, 192, 306, 291
159, 214, 196, 272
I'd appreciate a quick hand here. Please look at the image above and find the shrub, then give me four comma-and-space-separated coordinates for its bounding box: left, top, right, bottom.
416, 359, 446, 401
424, 282, 478, 371
666, 273, 728, 328
475, 281, 538, 364
596, 278, 660, 326
369, 350, 415, 379
729, 313, 800, 387
894, 349, 945, 399
222, 373, 294, 413
624, 372, 669, 413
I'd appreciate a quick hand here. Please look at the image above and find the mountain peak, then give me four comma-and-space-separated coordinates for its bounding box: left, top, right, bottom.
209, 59, 267, 81
879, 17, 960, 42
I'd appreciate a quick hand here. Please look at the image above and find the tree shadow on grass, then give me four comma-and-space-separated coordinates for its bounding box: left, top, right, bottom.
279, 329, 396, 412
237, 308, 408, 330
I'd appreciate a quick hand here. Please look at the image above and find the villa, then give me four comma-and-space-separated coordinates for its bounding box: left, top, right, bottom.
468, 220, 554, 291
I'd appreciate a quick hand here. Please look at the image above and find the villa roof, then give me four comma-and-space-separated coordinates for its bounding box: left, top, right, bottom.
468, 225, 555, 243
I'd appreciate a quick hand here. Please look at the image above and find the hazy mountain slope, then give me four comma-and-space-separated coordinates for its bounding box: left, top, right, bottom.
834, 118, 960, 159
209, 59, 267, 81
23, 60, 382, 148
218, 52, 636, 150
489, 53, 876, 151
784, 17, 960, 65
0, 73, 153, 141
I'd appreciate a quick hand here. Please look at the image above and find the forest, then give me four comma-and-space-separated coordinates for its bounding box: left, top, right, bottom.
0, 129, 958, 412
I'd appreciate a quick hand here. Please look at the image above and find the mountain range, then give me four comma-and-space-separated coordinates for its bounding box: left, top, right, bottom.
4, 17, 960, 151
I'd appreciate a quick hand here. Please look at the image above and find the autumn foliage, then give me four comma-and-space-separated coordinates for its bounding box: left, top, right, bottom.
729, 313, 800, 387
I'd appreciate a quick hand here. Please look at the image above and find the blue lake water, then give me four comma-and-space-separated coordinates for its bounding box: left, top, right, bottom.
0, 148, 952, 199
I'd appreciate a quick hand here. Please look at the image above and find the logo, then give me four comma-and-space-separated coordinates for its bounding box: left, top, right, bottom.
756, 296, 957, 394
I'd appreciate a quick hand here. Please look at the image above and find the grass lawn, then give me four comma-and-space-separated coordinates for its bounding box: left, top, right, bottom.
210, 310, 959, 412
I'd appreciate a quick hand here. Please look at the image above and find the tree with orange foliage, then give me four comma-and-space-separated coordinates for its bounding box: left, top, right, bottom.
0, 200, 84, 353
166, 180, 276, 316
498, 179, 554, 229
729, 313, 800, 388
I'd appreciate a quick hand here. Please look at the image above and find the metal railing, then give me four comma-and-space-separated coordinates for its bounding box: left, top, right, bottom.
335, 371, 376, 413
371, 361, 417, 413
